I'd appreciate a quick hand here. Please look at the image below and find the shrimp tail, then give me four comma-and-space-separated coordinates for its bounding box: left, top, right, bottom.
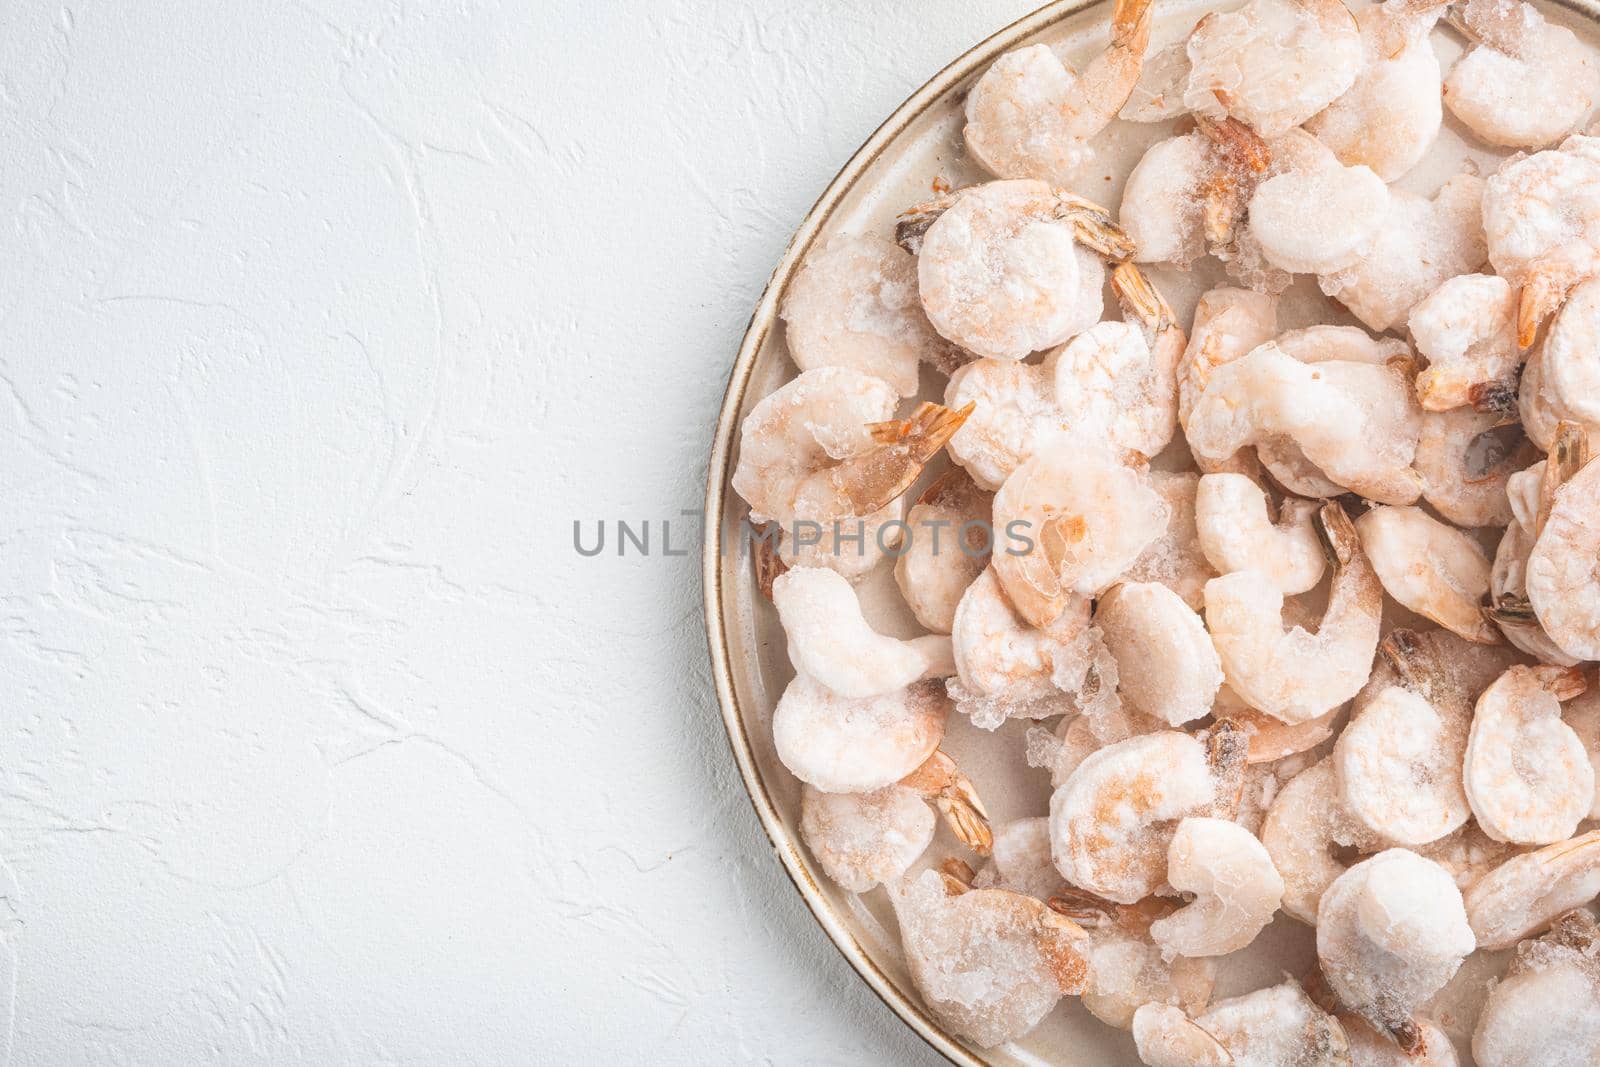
1197, 114, 1272, 174
1046, 887, 1116, 926
1053, 191, 1138, 260
751, 521, 788, 600
1530, 663, 1587, 702
1112, 260, 1175, 332
1388, 1016, 1425, 1057
1484, 592, 1538, 626
1467, 376, 1522, 424
903, 750, 995, 855
939, 856, 976, 892
1202, 717, 1250, 817
1518, 272, 1568, 348
867, 400, 974, 457
1315, 500, 1361, 569
894, 190, 964, 255
1537, 421, 1591, 534
1110, 0, 1155, 51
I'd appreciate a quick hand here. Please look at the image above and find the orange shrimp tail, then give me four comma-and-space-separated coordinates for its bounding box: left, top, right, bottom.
1518, 274, 1565, 349
1112, 260, 1175, 331
1197, 114, 1272, 174
867, 400, 975, 462
1110, 0, 1154, 52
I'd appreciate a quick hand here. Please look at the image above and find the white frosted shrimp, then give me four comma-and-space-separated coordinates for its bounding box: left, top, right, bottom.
1306, 0, 1448, 181
1049, 732, 1220, 904
1185, 0, 1363, 137
948, 567, 1092, 728
1444, 0, 1600, 150
772, 675, 947, 794
894, 468, 992, 633
1565, 688, 1600, 819
893, 868, 1090, 1048
773, 567, 954, 698
1527, 432, 1600, 660
1356, 505, 1498, 645
1178, 287, 1279, 440
1262, 757, 1385, 923
1540, 278, 1600, 429
1316, 849, 1476, 1052
1246, 130, 1389, 276
1413, 822, 1524, 894
1334, 686, 1470, 847
964, 0, 1154, 185
1121, 117, 1274, 268
914, 180, 1132, 360
973, 817, 1060, 900
1097, 582, 1222, 727
1482, 135, 1600, 346
1464, 665, 1593, 845
1148, 817, 1284, 957
1408, 273, 1520, 414
800, 784, 937, 891
1463, 828, 1600, 949
1320, 175, 1488, 336
1131, 1003, 1234, 1067
1195, 473, 1325, 596
1275, 324, 1411, 367
1194, 980, 1353, 1066
1416, 408, 1529, 528
1341, 1014, 1459, 1066
1205, 502, 1382, 724
1126, 471, 1215, 612
1488, 511, 1582, 664
991, 448, 1169, 628
1472, 909, 1600, 1066
779, 235, 948, 397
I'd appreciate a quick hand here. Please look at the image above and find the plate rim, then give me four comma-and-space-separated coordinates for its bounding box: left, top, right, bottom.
699, 2, 1100, 1063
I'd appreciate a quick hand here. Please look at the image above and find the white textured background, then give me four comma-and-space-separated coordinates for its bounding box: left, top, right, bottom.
0, 1, 1048, 1062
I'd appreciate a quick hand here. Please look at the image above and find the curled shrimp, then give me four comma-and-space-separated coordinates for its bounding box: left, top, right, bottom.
1205, 502, 1382, 725
1148, 816, 1285, 957
1472, 909, 1600, 1066
1408, 273, 1521, 414
1097, 581, 1223, 727
1464, 664, 1593, 845
1356, 505, 1498, 645
773, 566, 954, 698
913, 180, 1132, 360
1125, 471, 1216, 612
1444, 0, 1600, 150
1526, 423, 1600, 660
964, 0, 1154, 185
1316, 848, 1476, 1052
799, 783, 936, 892
1246, 131, 1389, 277
893, 867, 1090, 1048
1463, 828, 1600, 949
1193, 980, 1352, 1065
1538, 277, 1600, 430
894, 468, 992, 634
1335, 685, 1470, 847
1131, 1003, 1234, 1067
1121, 117, 1273, 269
1416, 409, 1531, 529
1261, 757, 1385, 924
1178, 288, 1279, 456
1195, 473, 1325, 595
772, 675, 947, 794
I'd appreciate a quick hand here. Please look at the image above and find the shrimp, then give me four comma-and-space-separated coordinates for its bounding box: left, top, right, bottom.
1463, 664, 1593, 845
1321, 175, 1488, 336
1443, 0, 1600, 150
1247, 130, 1389, 276
894, 468, 992, 633
1564, 687, 1600, 819
1205, 502, 1382, 724
1334, 686, 1470, 847
1306, 0, 1449, 181
947, 567, 1093, 727
1316, 849, 1476, 1052
772, 674, 947, 794
1472, 909, 1600, 1066
1262, 758, 1385, 923
972, 817, 1060, 900
799, 784, 936, 891
914, 179, 1133, 360
1482, 135, 1600, 346
1340, 1013, 1459, 1066
1538, 278, 1600, 429
1356, 505, 1498, 644
1186, 342, 1424, 505
1184, 0, 1363, 137
1026, 700, 1168, 788
1415, 408, 1531, 528
991, 447, 1170, 628
1178, 288, 1279, 444
1463, 828, 1600, 949
1195, 473, 1325, 595
1125, 471, 1216, 612
1192, 980, 1352, 1066
1048, 731, 1223, 904
963, 0, 1154, 185
1149, 817, 1285, 957
779, 235, 952, 397
1408, 273, 1521, 414
1120, 117, 1273, 269
1132, 1003, 1235, 1067
1526, 426, 1600, 660
773, 567, 954, 698
1097, 582, 1223, 727
892, 867, 1090, 1048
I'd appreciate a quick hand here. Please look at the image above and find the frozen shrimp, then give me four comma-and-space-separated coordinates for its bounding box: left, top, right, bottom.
1120, 33, 1194, 122
893, 867, 1090, 1048
1487, 515, 1580, 665
1026, 699, 1167, 788
1262, 758, 1385, 923
1178, 288, 1279, 441
973, 817, 1060, 900
1341, 1013, 1458, 1066
914, 180, 1132, 360
773, 567, 954, 698
1192, 980, 1352, 1066
1463, 828, 1600, 949
1131, 1003, 1234, 1067
1148, 816, 1284, 957
1472, 909, 1600, 1066
1184, 0, 1363, 137
1564, 687, 1600, 819
780, 235, 949, 397
1415, 408, 1529, 528
1356, 506, 1498, 644
1408, 274, 1521, 415
1274, 325, 1411, 368
1205, 502, 1382, 724
1247, 130, 1389, 276
1334, 685, 1470, 847
1098, 582, 1222, 728
1306, 0, 1448, 181
1321, 176, 1488, 336
1196, 473, 1325, 595
964, 0, 1154, 185
948, 567, 1092, 727
1526, 427, 1600, 660
894, 468, 992, 633
991, 448, 1170, 628
772, 675, 947, 794
1126, 471, 1215, 612
1444, 0, 1600, 150
1539, 278, 1600, 430
800, 784, 937, 891
1464, 665, 1593, 845
1317, 849, 1476, 1052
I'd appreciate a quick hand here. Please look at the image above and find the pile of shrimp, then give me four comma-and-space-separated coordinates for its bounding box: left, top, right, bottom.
732, 0, 1600, 1060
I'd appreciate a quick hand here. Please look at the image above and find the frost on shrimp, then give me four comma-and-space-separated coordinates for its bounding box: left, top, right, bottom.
1472, 909, 1600, 1066
1096, 581, 1222, 727
1148, 816, 1284, 957
1195, 473, 1325, 595
1463, 828, 1600, 950
773, 567, 953, 698
799, 784, 936, 892
1178, 288, 1279, 450
1341, 1013, 1459, 1067
1408, 273, 1520, 415
1535, 278, 1600, 438
1205, 502, 1382, 724
1184, 980, 1352, 1066
972, 817, 1060, 901
1124, 471, 1215, 612
1526, 425, 1600, 660
1356, 505, 1498, 645
894, 468, 992, 634
964, 0, 1154, 186
1262, 757, 1385, 924
1464, 664, 1593, 845
1247, 130, 1389, 276
1120, 118, 1273, 270
772, 675, 947, 794
1444, 0, 1600, 150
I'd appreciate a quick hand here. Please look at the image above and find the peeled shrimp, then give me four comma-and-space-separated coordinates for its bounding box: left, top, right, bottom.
1539, 277, 1600, 431
1415, 408, 1529, 528
1262, 757, 1385, 923
1205, 502, 1382, 724
1444, 0, 1600, 150
1195, 473, 1325, 595
1097, 582, 1223, 727
1178, 288, 1279, 445
1121, 118, 1273, 269
991, 447, 1170, 628
1334, 686, 1470, 847
1192, 980, 1352, 1066
1565, 687, 1600, 819
915, 179, 1132, 360
1125, 471, 1215, 612
1306, 0, 1448, 181
894, 468, 992, 633
973, 817, 1060, 900
1184, 0, 1363, 137
1131, 1003, 1234, 1067
1408, 273, 1520, 414
1316, 849, 1476, 1051
1526, 433, 1600, 660
1321, 175, 1487, 336
1341, 1013, 1459, 1067
1247, 130, 1389, 276
893, 867, 1089, 1048
772, 674, 947, 793
1464, 665, 1593, 845
799, 784, 936, 891
948, 567, 1092, 727
1026, 700, 1167, 788
964, 0, 1154, 185
1356, 505, 1498, 644
779, 235, 948, 397
1463, 828, 1600, 949
1472, 909, 1600, 1066
1148, 816, 1284, 957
